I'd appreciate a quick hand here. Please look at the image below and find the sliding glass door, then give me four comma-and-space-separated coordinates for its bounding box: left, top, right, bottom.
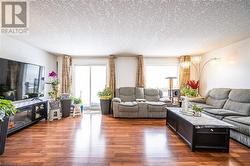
74, 65, 107, 109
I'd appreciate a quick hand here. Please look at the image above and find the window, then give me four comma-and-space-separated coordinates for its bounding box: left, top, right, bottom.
74, 65, 107, 108
145, 65, 179, 97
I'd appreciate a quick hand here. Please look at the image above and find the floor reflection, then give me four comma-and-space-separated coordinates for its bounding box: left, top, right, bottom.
73, 114, 106, 157
143, 129, 170, 157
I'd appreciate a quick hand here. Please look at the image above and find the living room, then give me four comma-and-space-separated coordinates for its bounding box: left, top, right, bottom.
0, 0, 249, 165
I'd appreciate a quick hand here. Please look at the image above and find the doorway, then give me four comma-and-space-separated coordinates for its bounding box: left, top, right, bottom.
74, 65, 107, 111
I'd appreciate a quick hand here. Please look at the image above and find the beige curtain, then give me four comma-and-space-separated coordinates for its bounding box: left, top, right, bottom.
62, 56, 72, 94
136, 55, 145, 87
179, 55, 191, 88
108, 55, 116, 97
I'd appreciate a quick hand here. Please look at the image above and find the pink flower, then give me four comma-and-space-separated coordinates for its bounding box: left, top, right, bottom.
49, 71, 58, 78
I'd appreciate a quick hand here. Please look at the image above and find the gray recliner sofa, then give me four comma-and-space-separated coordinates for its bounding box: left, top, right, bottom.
190, 88, 250, 147
112, 87, 171, 118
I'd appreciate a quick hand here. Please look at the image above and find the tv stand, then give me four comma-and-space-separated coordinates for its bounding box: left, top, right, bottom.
7, 99, 48, 136
31, 97, 43, 101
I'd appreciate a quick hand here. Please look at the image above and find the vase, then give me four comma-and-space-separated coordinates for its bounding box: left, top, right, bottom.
100, 99, 111, 115
193, 111, 201, 117
181, 96, 189, 112
0, 116, 9, 155
51, 84, 60, 100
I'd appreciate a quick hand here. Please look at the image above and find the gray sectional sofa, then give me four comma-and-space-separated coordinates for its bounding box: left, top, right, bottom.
190, 88, 250, 147
112, 87, 172, 118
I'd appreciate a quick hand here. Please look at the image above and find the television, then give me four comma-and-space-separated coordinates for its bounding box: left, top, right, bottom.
0, 58, 45, 101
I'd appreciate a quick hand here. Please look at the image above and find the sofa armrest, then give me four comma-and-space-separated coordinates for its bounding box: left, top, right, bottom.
188, 97, 205, 103
159, 97, 171, 103
112, 97, 122, 103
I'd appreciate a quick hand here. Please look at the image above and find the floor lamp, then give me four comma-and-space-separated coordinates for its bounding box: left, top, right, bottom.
165, 77, 177, 103
187, 57, 220, 81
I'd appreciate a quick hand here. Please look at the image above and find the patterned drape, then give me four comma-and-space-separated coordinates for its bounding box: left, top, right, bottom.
136, 55, 145, 87
179, 55, 191, 88
62, 56, 72, 94
108, 55, 116, 97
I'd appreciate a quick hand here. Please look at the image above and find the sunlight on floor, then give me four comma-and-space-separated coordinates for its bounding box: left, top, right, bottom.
73, 114, 106, 157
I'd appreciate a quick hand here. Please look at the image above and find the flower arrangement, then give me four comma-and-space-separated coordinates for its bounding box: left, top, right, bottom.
0, 99, 17, 121
48, 71, 59, 86
49, 71, 57, 78
47, 71, 60, 100
181, 80, 199, 97
187, 80, 199, 89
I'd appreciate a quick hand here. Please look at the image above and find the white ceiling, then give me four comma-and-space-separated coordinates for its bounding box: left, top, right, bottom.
12, 0, 250, 56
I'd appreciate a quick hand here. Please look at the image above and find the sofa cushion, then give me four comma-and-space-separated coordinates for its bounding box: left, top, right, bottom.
204, 109, 246, 117
119, 102, 138, 107
118, 87, 136, 102
224, 116, 250, 126
118, 102, 138, 112
223, 116, 250, 136
203, 111, 224, 120
189, 102, 217, 109
206, 97, 227, 108
205, 88, 231, 108
136, 87, 144, 99
228, 89, 250, 103
144, 88, 161, 101
223, 89, 250, 116
146, 101, 167, 106
224, 100, 250, 116
147, 102, 167, 112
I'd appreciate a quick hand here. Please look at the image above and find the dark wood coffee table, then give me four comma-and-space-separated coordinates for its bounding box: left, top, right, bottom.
166, 107, 234, 152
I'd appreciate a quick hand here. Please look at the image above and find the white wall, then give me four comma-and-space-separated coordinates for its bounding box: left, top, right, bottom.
144, 57, 179, 66
0, 36, 57, 96
199, 37, 250, 96
115, 57, 137, 88
115, 57, 179, 88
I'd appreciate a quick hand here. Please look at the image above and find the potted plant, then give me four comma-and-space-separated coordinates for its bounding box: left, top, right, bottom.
192, 104, 203, 117
47, 71, 60, 100
97, 88, 113, 115
0, 99, 17, 155
181, 80, 199, 97
181, 80, 200, 112
70, 97, 82, 115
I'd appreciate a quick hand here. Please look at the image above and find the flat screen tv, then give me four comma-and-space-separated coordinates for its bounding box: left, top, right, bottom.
0, 58, 45, 101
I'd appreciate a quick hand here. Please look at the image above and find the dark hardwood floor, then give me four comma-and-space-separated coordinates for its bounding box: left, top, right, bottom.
0, 114, 249, 166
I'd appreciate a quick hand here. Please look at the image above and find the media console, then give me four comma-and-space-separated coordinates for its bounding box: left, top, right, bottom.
7, 99, 48, 136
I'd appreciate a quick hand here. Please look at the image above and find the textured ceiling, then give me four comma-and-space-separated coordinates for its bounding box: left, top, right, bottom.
11, 0, 250, 56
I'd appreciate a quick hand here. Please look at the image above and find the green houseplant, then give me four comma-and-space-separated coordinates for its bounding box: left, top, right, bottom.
70, 97, 83, 116
0, 99, 17, 155
0, 99, 17, 121
98, 88, 113, 115
192, 104, 203, 117
97, 88, 112, 100
181, 80, 200, 97
71, 97, 82, 105
181, 87, 198, 97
